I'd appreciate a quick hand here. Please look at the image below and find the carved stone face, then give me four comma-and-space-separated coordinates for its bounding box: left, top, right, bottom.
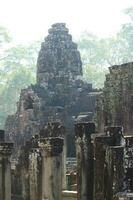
37, 23, 82, 85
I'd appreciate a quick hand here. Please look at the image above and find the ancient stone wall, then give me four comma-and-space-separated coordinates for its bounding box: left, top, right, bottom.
75, 122, 95, 200
6, 23, 133, 200
11, 135, 42, 200
5, 23, 97, 157
75, 124, 133, 200
96, 62, 133, 134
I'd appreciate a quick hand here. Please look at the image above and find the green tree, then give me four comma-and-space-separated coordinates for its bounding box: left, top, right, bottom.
0, 27, 40, 127
0, 26, 12, 46
77, 7, 133, 88
77, 33, 109, 88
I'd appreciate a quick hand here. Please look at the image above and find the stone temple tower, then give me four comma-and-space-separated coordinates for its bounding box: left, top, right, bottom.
37, 23, 82, 86
5, 23, 97, 156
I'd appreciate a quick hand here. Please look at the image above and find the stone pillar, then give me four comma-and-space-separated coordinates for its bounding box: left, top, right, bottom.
39, 122, 64, 200
0, 131, 13, 200
124, 136, 133, 192
62, 133, 67, 190
93, 135, 113, 200
11, 135, 42, 200
75, 122, 95, 200
27, 135, 42, 200
93, 126, 124, 200
105, 126, 123, 146
105, 146, 124, 200
29, 150, 38, 200
20, 146, 30, 200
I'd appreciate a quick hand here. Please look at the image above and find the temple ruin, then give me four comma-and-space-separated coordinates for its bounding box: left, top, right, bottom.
96, 63, 133, 134
1, 23, 133, 200
5, 23, 97, 157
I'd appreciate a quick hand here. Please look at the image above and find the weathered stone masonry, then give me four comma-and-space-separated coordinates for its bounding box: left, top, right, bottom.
96, 62, 133, 134
11, 135, 42, 200
5, 23, 97, 157
4, 23, 133, 200
74, 62, 133, 200
40, 122, 64, 200
75, 122, 95, 200
11, 122, 64, 200
0, 130, 13, 200
75, 124, 133, 200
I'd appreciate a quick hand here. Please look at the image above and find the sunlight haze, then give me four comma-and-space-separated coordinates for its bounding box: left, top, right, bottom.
0, 0, 132, 42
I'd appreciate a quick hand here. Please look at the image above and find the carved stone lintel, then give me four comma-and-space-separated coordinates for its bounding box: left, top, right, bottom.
105, 126, 123, 146
39, 122, 65, 138
40, 137, 64, 156
124, 136, 133, 147
75, 122, 95, 138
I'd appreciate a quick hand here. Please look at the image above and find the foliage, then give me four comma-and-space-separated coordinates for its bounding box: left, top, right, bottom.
77, 7, 133, 88
0, 26, 12, 45
0, 27, 40, 127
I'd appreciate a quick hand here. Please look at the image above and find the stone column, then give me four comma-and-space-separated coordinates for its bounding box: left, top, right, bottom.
0, 136, 13, 200
105, 126, 123, 146
93, 135, 112, 200
12, 136, 41, 200
62, 132, 67, 190
124, 136, 133, 192
75, 122, 95, 200
20, 146, 30, 200
39, 122, 64, 200
29, 150, 38, 200
28, 136, 42, 200
105, 146, 124, 200
93, 126, 124, 200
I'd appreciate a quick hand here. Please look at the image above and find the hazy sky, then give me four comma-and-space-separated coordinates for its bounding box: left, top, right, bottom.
0, 0, 132, 42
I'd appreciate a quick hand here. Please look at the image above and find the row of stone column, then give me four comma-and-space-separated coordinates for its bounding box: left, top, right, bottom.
75, 123, 133, 200
10, 122, 65, 200
0, 125, 64, 200
2, 121, 133, 200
